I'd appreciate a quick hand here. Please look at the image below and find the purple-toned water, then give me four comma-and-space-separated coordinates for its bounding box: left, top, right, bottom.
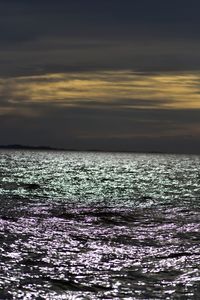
0, 150, 199, 299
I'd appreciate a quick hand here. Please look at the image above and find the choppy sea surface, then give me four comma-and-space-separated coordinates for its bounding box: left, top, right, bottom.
0, 150, 199, 299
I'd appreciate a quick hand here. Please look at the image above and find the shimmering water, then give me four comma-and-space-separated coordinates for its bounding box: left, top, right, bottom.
0, 150, 199, 299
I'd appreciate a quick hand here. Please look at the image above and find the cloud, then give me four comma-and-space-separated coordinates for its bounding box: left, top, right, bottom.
0, 1, 200, 152
0, 71, 200, 114
1, 1, 200, 76
0, 104, 200, 153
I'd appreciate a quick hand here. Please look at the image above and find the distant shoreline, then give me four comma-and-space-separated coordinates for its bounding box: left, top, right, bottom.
0, 144, 65, 151
0, 145, 199, 155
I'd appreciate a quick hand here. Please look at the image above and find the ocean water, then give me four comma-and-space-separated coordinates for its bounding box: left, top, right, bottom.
0, 150, 199, 299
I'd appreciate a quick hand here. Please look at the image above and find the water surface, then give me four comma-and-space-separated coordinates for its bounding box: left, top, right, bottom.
0, 151, 199, 299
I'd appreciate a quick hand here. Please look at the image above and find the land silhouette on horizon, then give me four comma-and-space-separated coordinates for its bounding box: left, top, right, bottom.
0, 144, 199, 155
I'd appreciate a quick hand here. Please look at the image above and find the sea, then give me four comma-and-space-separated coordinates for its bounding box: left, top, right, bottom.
0, 150, 199, 299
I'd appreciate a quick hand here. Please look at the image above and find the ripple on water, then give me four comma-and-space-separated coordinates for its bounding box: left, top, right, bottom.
0, 151, 199, 298
0, 204, 199, 299
0, 151, 200, 207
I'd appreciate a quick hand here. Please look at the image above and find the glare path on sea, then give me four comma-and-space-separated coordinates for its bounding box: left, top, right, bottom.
0, 151, 199, 299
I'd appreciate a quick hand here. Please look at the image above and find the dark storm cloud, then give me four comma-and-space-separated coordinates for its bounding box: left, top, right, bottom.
1, 0, 200, 76
1, 1, 200, 40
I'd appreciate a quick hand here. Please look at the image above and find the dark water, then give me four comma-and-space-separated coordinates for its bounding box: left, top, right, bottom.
0, 150, 199, 299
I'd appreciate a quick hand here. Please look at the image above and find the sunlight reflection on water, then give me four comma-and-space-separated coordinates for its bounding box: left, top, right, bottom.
0, 151, 199, 299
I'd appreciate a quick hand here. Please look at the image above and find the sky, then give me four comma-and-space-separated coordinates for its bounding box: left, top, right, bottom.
0, 0, 200, 153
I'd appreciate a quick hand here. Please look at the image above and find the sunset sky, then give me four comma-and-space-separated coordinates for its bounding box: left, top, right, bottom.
0, 0, 200, 153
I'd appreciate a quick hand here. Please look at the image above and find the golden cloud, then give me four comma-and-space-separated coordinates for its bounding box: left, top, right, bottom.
0, 71, 200, 112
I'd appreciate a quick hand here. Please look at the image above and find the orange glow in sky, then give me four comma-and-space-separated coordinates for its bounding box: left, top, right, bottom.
0, 71, 200, 115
